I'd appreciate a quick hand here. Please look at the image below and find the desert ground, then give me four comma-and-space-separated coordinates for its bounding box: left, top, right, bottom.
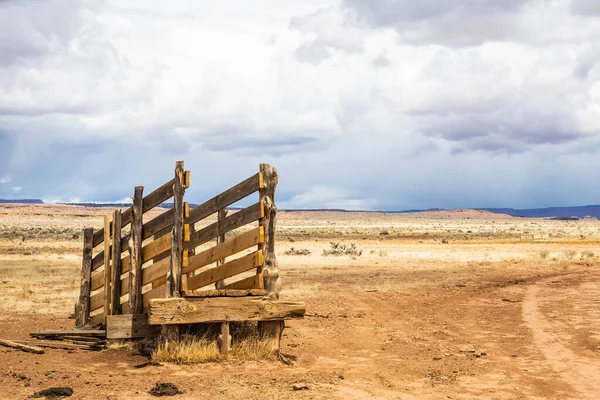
1, 204, 600, 399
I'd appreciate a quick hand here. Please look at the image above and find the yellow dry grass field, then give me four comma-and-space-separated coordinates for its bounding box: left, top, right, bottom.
1, 204, 600, 399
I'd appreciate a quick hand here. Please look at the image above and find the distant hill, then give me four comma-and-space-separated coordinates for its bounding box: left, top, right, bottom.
479, 205, 600, 219
0, 199, 44, 204
2, 199, 600, 219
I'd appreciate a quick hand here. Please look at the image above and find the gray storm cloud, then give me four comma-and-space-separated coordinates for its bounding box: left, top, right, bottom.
1, 0, 600, 210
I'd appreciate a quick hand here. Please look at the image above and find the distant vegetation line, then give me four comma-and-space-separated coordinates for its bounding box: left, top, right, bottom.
1, 199, 600, 218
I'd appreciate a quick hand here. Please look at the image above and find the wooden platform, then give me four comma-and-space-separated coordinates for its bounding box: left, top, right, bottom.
181, 288, 267, 298
147, 297, 305, 325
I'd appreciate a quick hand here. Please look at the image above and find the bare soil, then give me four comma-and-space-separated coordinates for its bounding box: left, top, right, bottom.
1, 204, 599, 399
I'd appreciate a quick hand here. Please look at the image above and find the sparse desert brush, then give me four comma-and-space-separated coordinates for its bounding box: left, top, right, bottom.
564, 250, 577, 260
322, 242, 362, 256
151, 322, 276, 364
284, 247, 311, 256
580, 250, 595, 259
539, 250, 549, 260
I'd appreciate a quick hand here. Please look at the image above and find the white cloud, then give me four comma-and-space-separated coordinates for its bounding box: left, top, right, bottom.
1, 0, 600, 209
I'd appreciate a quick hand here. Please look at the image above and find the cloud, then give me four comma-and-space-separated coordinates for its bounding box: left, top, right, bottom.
1, 0, 600, 209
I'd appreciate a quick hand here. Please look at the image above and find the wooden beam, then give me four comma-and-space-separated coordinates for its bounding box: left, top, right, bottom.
106, 315, 159, 339
90, 270, 104, 292
222, 273, 264, 290
90, 290, 104, 312
182, 288, 266, 297
143, 178, 175, 212
142, 257, 170, 286
186, 250, 263, 291
183, 226, 263, 275
162, 160, 185, 347
147, 297, 305, 325
75, 228, 93, 326
144, 283, 166, 310
103, 214, 112, 322
168, 160, 185, 298
185, 201, 264, 250
219, 322, 230, 356
30, 329, 106, 338
110, 210, 122, 315
143, 208, 174, 240
0, 338, 45, 354
258, 163, 282, 349
185, 172, 263, 225
129, 186, 144, 314
215, 208, 229, 289
122, 231, 171, 272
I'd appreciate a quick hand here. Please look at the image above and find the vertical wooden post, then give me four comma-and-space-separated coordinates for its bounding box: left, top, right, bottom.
215, 208, 229, 289
218, 321, 231, 357
103, 214, 112, 324
75, 228, 93, 326
168, 160, 185, 298
258, 163, 284, 350
162, 160, 185, 346
129, 186, 144, 314
111, 210, 122, 314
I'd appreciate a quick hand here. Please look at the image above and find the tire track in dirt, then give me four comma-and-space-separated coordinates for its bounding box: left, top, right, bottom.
522, 277, 600, 399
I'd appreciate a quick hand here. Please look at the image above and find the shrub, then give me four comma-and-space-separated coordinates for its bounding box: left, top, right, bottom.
322, 242, 362, 257
539, 250, 549, 260
564, 250, 577, 260
284, 247, 311, 256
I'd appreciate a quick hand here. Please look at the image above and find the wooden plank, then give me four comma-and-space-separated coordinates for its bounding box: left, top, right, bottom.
106, 315, 159, 339
143, 283, 166, 310
185, 201, 264, 250
219, 322, 230, 356
182, 288, 266, 297
142, 257, 170, 286
185, 172, 263, 225
89, 312, 104, 327
91, 270, 104, 292
30, 329, 106, 338
129, 186, 144, 314
183, 227, 263, 275
168, 160, 185, 298
111, 210, 122, 314
0, 338, 45, 354
143, 209, 174, 240
75, 228, 93, 326
90, 290, 104, 312
18, 340, 103, 351
147, 297, 305, 325
103, 214, 112, 321
122, 231, 171, 273
143, 178, 175, 212
215, 208, 229, 289
186, 251, 263, 291
258, 163, 281, 346
91, 251, 104, 271
222, 273, 264, 290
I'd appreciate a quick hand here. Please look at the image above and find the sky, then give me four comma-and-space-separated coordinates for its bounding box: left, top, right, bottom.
1, 0, 600, 210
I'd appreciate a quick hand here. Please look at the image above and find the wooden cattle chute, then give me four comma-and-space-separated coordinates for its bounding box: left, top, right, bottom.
74, 162, 304, 352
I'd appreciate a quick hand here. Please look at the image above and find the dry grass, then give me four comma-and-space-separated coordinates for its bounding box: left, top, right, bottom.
151, 323, 276, 364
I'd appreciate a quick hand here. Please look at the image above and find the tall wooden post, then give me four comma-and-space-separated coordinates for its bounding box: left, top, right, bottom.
258, 163, 284, 350
162, 160, 185, 346
215, 208, 229, 289
111, 210, 122, 314
103, 214, 112, 324
129, 186, 144, 314
75, 228, 93, 326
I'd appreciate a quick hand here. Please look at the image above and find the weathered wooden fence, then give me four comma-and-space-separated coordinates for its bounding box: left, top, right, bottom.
74, 162, 304, 351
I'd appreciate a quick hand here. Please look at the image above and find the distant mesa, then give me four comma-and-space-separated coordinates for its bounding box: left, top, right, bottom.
0, 199, 44, 204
